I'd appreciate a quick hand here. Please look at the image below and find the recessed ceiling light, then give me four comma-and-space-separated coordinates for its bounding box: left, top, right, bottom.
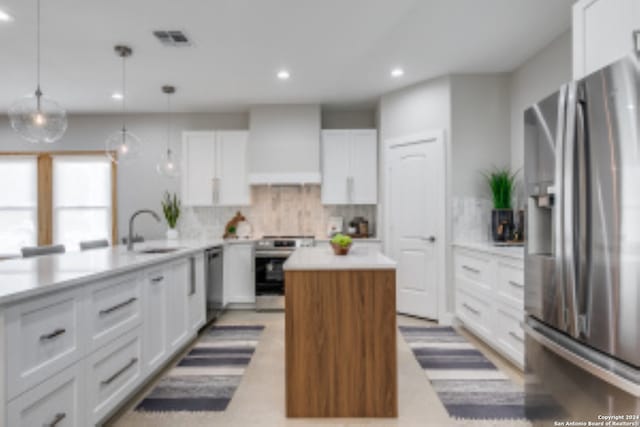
277, 70, 290, 80
391, 67, 404, 78
0, 9, 14, 22
111, 92, 123, 100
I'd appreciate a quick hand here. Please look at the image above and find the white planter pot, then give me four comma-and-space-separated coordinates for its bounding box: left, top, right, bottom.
166, 228, 179, 240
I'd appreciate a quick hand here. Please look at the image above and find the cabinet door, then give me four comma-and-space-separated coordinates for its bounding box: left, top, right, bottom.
321, 131, 351, 204
216, 131, 251, 206
181, 131, 216, 206
144, 268, 168, 374
167, 260, 190, 351
188, 254, 206, 332
223, 244, 255, 305
573, 0, 637, 78
349, 130, 378, 204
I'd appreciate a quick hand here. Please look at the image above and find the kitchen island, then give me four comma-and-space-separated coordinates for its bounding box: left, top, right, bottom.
283, 246, 398, 418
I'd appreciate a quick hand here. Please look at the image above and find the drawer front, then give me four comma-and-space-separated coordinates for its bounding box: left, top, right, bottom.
494, 303, 525, 368
8, 362, 84, 427
496, 260, 525, 307
88, 273, 142, 352
7, 289, 84, 399
86, 328, 143, 424
456, 288, 491, 340
454, 250, 492, 290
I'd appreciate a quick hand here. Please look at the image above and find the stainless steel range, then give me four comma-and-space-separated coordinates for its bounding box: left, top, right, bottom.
255, 235, 314, 311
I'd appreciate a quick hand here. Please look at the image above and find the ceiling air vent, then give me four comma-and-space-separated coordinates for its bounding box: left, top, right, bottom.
153, 30, 192, 47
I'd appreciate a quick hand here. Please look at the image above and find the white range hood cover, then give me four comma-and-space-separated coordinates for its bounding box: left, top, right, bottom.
248, 172, 321, 185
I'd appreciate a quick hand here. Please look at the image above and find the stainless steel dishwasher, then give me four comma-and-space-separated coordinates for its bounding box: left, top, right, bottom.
204, 246, 224, 325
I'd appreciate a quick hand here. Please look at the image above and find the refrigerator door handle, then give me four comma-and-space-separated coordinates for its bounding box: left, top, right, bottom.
553, 85, 568, 330
575, 84, 592, 338
563, 82, 580, 338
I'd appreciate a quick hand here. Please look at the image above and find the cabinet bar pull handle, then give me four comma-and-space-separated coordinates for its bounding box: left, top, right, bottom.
151, 275, 164, 283
509, 331, 524, 343
508, 280, 524, 288
462, 303, 480, 315
99, 297, 137, 316
462, 265, 480, 274
101, 357, 138, 386
40, 328, 66, 341
44, 412, 66, 427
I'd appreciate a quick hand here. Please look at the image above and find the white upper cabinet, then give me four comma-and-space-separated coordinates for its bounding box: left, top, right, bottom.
181, 130, 250, 207
321, 129, 378, 205
573, 0, 640, 79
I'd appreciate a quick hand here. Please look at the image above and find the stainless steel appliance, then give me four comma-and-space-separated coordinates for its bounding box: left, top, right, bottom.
204, 246, 224, 324
255, 235, 314, 311
524, 53, 640, 421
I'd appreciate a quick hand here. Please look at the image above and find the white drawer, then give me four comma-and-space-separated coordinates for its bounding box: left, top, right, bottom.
86, 327, 143, 425
496, 260, 525, 307
494, 302, 525, 368
456, 288, 491, 340
454, 249, 492, 289
8, 362, 84, 427
6, 289, 85, 399
87, 273, 142, 352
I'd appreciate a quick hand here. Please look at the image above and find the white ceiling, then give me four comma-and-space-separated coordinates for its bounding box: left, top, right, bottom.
0, 0, 574, 113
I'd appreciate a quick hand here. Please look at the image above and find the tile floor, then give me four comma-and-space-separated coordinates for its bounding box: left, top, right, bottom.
108, 311, 528, 427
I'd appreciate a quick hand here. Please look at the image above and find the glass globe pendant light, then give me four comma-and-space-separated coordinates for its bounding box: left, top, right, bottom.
105, 45, 141, 164
156, 85, 181, 177
8, 0, 67, 143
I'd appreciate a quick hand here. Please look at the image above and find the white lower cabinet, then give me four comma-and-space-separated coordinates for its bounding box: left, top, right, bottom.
223, 243, 255, 305
86, 328, 143, 425
7, 362, 85, 427
454, 245, 525, 369
3, 250, 209, 426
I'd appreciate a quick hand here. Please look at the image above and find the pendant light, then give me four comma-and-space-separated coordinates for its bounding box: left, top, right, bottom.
105, 45, 140, 164
156, 85, 181, 177
8, 0, 67, 143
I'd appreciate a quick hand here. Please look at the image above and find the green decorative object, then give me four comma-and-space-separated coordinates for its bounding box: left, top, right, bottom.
330, 233, 353, 255
483, 167, 518, 210
161, 191, 181, 229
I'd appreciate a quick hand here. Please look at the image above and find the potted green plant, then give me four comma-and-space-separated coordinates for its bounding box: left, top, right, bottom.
330, 233, 353, 256
161, 191, 181, 240
483, 167, 518, 242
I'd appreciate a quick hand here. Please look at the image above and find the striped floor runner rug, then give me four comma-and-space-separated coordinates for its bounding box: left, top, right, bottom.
135, 324, 264, 412
399, 326, 559, 421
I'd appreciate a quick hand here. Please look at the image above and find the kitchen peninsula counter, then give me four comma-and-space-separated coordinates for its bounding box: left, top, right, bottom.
283, 247, 398, 418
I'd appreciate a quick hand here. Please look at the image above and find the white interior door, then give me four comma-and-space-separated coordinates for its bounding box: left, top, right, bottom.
387, 134, 444, 319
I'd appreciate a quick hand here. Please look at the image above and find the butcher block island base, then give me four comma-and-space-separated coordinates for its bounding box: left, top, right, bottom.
283, 247, 398, 418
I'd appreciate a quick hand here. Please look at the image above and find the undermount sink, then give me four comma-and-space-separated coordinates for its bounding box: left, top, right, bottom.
136, 247, 183, 254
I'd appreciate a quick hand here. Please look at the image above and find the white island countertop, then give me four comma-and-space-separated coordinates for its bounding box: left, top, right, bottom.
0, 239, 224, 306
284, 246, 396, 271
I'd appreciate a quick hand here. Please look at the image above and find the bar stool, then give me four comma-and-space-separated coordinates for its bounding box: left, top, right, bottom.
21, 244, 66, 258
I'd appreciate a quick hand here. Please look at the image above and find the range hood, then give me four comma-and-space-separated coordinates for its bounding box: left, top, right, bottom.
248, 105, 321, 185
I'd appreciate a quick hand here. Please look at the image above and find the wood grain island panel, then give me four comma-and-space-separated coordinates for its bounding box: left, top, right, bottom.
285, 268, 397, 418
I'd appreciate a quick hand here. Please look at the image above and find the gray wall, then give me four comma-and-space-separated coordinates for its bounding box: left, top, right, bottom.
321, 109, 376, 129
450, 74, 511, 198
0, 112, 249, 241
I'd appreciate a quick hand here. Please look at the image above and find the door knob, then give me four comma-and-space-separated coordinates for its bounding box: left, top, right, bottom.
427, 236, 436, 243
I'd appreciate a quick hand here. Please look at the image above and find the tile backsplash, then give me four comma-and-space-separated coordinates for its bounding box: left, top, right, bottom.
179, 185, 376, 239
452, 196, 492, 243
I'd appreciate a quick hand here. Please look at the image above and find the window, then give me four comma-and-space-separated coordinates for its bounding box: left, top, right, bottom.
0, 156, 38, 255
0, 152, 117, 255
53, 156, 113, 251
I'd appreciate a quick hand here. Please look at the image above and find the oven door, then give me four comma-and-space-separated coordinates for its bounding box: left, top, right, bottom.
255, 252, 289, 311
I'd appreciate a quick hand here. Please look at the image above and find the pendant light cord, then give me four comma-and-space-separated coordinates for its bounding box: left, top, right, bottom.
121, 53, 126, 132
35, 0, 42, 108
166, 93, 172, 154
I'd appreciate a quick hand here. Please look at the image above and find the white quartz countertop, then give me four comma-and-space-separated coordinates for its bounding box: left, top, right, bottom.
283, 246, 396, 271
453, 241, 524, 260
0, 239, 224, 306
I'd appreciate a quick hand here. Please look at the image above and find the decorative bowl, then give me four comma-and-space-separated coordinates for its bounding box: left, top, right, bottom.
330, 242, 352, 256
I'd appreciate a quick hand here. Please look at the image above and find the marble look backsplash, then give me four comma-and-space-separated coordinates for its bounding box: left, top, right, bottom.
452, 196, 492, 243
179, 185, 376, 239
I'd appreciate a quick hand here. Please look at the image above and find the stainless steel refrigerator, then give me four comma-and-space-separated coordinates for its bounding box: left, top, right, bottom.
524, 53, 640, 422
